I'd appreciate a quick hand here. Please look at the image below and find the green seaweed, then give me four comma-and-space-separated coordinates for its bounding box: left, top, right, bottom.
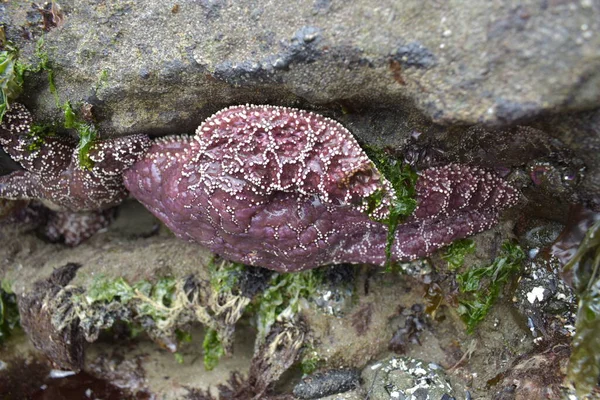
173, 329, 193, 364
34, 37, 58, 106
25, 123, 56, 152
0, 281, 19, 345
564, 220, 600, 397
76, 273, 252, 369
300, 344, 324, 375
363, 146, 418, 266
255, 269, 322, 343
93, 69, 109, 91
0, 38, 58, 123
132, 276, 177, 322
456, 241, 525, 333
63, 101, 98, 170
442, 239, 476, 271
1, 40, 97, 169
208, 257, 245, 294
84, 275, 178, 334
202, 328, 225, 371
85, 276, 137, 304
0, 45, 26, 122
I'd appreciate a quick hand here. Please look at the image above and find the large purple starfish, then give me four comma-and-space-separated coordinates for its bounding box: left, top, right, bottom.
124, 105, 518, 272
0, 103, 151, 245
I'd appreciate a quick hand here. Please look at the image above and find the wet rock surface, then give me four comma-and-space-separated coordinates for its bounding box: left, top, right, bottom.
362, 356, 455, 400
293, 369, 360, 399
1, 1, 599, 399
0, 198, 588, 398
2, 0, 600, 134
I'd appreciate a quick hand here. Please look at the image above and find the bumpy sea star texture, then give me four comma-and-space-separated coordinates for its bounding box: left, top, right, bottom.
0, 103, 152, 211
0, 199, 116, 246
124, 105, 519, 272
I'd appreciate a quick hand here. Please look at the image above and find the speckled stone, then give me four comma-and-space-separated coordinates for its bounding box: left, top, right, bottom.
362, 356, 455, 400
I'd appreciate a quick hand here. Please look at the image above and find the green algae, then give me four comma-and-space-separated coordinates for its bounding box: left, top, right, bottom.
1, 39, 96, 166
300, 343, 324, 375
362, 146, 418, 267
208, 258, 245, 294
442, 239, 476, 271
0, 45, 26, 122
63, 101, 98, 171
0, 38, 58, 124
255, 269, 322, 344
202, 328, 225, 370
456, 241, 525, 334
34, 37, 58, 106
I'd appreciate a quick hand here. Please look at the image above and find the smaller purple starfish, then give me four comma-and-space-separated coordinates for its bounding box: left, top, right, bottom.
124, 105, 519, 272
0, 103, 151, 245
0, 103, 152, 211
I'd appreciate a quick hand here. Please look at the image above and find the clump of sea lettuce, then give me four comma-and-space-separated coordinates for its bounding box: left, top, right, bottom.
456, 241, 525, 333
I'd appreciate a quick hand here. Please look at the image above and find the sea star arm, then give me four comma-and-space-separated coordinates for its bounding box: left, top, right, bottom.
0, 170, 42, 200
44, 208, 116, 246
88, 134, 153, 176
0, 103, 33, 157
193, 105, 394, 218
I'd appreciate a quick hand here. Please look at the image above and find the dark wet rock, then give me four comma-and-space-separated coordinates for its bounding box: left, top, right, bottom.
236, 264, 274, 299
533, 108, 600, 212
0, 356, 50, 399
0, 148, 20, 176
0, 354, 139, 399
3, 0, 600, 134
390, 42, 437, 70
17, 262, 85, 371
230, 322, 305, 400
491, 345, 570, 400
88, 352, 151, 397
513, 258, 576, 341
388, 304, 429, 354
362, 356, 455, 400
293, 368, 361, 399
313, 265, 356, 316
515, 218, 564, 252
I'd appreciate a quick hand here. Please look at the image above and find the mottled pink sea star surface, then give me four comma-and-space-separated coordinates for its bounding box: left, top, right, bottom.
124, 105, 519, 272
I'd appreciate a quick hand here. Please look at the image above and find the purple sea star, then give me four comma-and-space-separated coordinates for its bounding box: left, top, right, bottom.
0, 103, 152, 211
0, 199, 116, 246
124, 105, 519, 272
0, 103, 151, 245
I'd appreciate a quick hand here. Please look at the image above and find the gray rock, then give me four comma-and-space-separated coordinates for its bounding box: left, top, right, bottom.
318, 390, 365, 400
532, 108, 600, 212
293, 368, 361, 399
514, 257, 577, 340
3, 0, 600, 134
517, 218, 564, 251
362, 356, 455, 400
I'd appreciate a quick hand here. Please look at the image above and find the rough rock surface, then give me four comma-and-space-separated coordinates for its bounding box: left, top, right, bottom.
2, 0, 600, 134
362, 356, 455, 400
